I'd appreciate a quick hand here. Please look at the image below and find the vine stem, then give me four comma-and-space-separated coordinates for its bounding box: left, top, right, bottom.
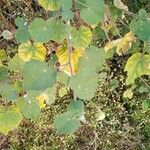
66, 19, 77, 100
74, 0, 88, 8
66, 20, 73, 76
140, 77, 150, 90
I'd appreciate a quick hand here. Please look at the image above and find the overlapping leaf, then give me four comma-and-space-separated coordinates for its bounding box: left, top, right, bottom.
56, 44, 84, 76
130, 9, 150, 41
28, 18, 52, 43
54, 100, 84, 134
18, 41, 46, 62
23, 60, 56, 91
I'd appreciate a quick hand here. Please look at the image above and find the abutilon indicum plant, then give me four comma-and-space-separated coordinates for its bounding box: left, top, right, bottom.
0, 0, 150, 135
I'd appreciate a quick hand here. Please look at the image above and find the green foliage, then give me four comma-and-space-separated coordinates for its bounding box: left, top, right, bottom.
0, 83, 17, 101
15, 17, 30, 43
130, 9, 150, 41
38, 0, 61, 11
71, 26, 93, 49
28, 18, 52, 43
54, 100, 84, 134
23, 60, 56, 91
80, 0, 104, 25
125, 53, 150, 85
69, 68, 98, 100
0, 0, 150, 136
0, 106, 22, 135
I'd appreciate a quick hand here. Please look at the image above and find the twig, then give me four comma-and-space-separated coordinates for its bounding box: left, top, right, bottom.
66, 20, 73, 76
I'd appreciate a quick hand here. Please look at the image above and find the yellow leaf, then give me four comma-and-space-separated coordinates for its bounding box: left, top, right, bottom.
56, 44, 84, 76
36, 93, 48, 109
18, 41, 47, 62
104, 32, 136, 55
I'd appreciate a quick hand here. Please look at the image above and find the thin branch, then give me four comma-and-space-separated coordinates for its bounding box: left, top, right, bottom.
66, 20, 73, 76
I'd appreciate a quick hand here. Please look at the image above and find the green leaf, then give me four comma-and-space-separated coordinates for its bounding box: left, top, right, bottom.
79, 46, 105, 72
21, 100, 40, 119
28, 18, 52, 43
75, 0, 86, 10
17, 91, 41, 119
0, 106, 23, 135
8, 54, 24, 72
80, 0, 104, 25
67, 100, 84, 117
23, 60, 56, 91
0, 83, 17, 101
38, 0, 61, 11
15, 28, 30, 43
142, 100, 150, 110
48, 19, 67, 42
44, 85, 56, 105
125, 53, 150, 85
61, 0, 73, 19
69, 68, 99, 100
15, 17, 30, 43
130, 10, 150, 41
15, 17, 25, 28
57, 72, 69, 85
54, 112, 81, 134
0, 49, 7, 61
0, 66, 9, 81
71, 26, 93, 49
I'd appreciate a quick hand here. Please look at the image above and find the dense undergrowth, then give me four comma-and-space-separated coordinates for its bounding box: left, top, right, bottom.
0, 0, 150, 150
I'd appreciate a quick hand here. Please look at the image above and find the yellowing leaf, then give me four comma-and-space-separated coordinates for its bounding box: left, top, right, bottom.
125, 53, 150, 85
56, 44, 84, 76
38, 0, 61, 11
36, 93, 48, 108
104, 32, 136, 55
18, 41, 47, 62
